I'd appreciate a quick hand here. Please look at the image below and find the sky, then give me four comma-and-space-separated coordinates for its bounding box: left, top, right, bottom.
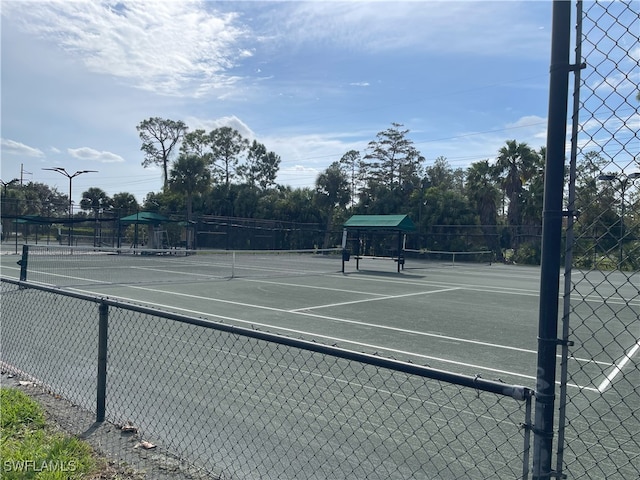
2, 1, 558, 205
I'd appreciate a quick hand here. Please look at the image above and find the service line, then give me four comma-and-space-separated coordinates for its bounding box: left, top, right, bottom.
597, 339, 640, 393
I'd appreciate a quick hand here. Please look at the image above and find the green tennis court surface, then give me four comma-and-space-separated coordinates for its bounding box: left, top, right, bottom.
2, 247, 636, 390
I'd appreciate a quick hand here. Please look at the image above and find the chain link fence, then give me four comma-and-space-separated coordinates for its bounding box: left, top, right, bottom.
558, 1, 639, 479
1, 278, 533, 479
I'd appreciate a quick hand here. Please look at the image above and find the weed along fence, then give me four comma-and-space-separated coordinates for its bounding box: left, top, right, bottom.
1, 278, 534, 479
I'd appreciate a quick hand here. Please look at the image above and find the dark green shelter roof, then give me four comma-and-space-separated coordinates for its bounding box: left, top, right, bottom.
119, 212, 170, 224
343, 214, 416, 232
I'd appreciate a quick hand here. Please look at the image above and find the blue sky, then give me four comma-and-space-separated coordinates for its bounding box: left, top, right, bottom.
2, 1, 555, 204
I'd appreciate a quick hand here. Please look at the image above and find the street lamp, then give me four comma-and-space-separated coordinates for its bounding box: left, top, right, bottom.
597, 171, 640, 267
43, 167, 98, 246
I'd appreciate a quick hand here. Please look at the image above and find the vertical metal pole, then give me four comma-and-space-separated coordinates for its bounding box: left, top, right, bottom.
96, 302, 109, 422
19, 244, 29, 281
397, 230, 402, 273
619, 180, 626, 267
557, 3, 584, 476
523, 394, 533, 480
232, 251, 236, 279
14, 199, 18, 254
68, 176, 73, 246
356, 231, 360, 270
533, 1, 572, 479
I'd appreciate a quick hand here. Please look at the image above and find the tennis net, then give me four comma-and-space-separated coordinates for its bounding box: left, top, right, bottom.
403, 249, 493, 267
18, 245, 343, 287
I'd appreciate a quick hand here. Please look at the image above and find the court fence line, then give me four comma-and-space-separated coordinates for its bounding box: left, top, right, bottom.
552, 2, 640, 480
1, 277, 534, 479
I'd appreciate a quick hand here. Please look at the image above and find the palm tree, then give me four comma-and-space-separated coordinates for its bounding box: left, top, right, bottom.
466, 160, 503, 261
111, 192, 139, 217
492, 140, 540, 249
315, 162, 350, 248
79, 187, 112, 247
169, 154, 211, 248
80, 187, 112, 216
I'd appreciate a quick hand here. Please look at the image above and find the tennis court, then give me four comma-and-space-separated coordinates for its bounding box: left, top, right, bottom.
1, 246, 638, 478
2, 246, 635, 390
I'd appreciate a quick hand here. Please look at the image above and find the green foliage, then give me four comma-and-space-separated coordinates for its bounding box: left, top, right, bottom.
1, 388, 46, 433
137, 117, 188, 189
513, 242, 541, 265
0, 388, 96, 479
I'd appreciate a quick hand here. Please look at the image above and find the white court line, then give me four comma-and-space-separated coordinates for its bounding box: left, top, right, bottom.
597, 340, 640, 393
288, 287, 460, 312
124, 284, 540, 355
68, 286, 599, 392
69, 286, 540, 381
332, 273, 640, 307
5, 268, 611, 368
64, 284, 598, 392
67, 280, 611, 366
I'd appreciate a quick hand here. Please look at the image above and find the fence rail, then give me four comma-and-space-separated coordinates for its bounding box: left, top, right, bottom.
1, 277, 533, 479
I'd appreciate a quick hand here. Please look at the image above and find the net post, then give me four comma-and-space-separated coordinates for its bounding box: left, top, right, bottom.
341, 228, 348, 273
231, 251, 236, 279
18, 244, 29, 281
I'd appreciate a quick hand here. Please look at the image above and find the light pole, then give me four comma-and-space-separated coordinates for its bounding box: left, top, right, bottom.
598, 171, 640, 268
43, 168, 98, 246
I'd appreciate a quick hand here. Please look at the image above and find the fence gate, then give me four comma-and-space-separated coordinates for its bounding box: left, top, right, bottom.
557, 1, 639, 479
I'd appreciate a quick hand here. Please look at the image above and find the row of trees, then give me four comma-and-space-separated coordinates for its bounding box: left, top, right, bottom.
134, 119, 552, 259
2, 119, 637, 265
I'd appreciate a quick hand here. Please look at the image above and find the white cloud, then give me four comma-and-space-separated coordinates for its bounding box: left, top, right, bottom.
183, 115, 256, 140
68, 147, 125, 164
265, 1, 549, 57
504, 115, 547, 141
1, 138, 45, 157
4, 1, 249, 97
277, 165, 321, 189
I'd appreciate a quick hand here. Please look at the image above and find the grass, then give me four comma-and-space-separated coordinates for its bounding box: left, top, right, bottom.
1, 387, 140, 480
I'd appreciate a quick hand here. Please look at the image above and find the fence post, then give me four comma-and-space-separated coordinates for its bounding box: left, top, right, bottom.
18, 244, 29, 281
97, 301, 109, 422
532, 1, 572, 479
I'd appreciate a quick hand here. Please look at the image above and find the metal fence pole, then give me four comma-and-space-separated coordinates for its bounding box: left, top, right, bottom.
556, 2, 585, 476
532, 1, 572, 479
97, 301, 109, 422
19, 244, 28, 281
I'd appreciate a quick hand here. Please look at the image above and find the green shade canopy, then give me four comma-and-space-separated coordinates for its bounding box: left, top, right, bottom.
119, 212, 170, 224
343, 214, 416, 232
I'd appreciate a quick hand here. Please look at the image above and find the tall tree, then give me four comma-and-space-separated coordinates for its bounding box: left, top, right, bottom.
426, 156, 464, 190
466, 160, 503, 259
339, 149, 365, 208
169, 154, 211, 248
315, 162, 350, 248
208, 127, 249, 188
180, 129, 212, 160
169, 154, 211, 220
111, 192, 139, 217
243, 140, 281, 189
492, 140, 540, 248
573, 151, 619, 266
137, 117, 188, 190
79, 187, 112, 217
364, 123, 423, 189
519, 146, 546, 242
